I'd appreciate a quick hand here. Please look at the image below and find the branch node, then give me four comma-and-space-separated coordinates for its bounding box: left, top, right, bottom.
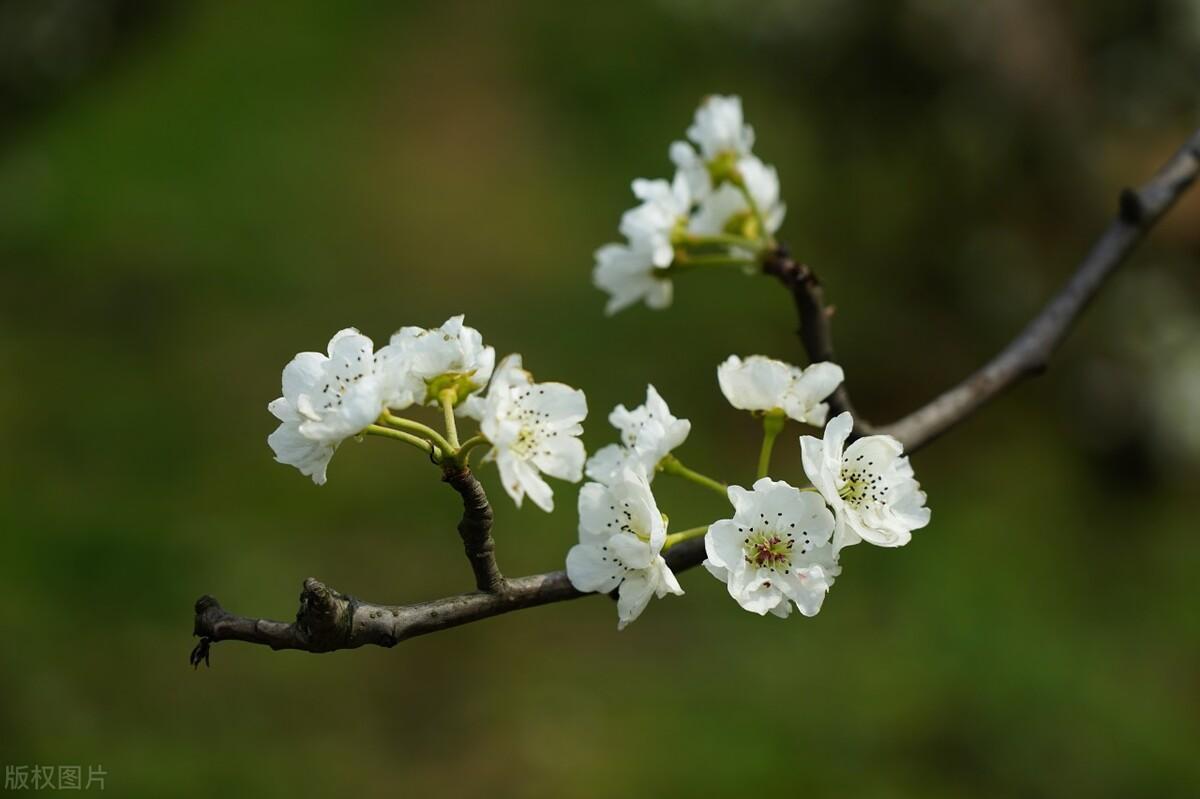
296, 578, 353, 651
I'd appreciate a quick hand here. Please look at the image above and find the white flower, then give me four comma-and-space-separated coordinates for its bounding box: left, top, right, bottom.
669, 140, 713, 202
474, 354, 587, 512
583, 443, 640, 486
687, 94, 755, 161
376, 315, 494, 412
267, 328, 386, 484
689, 156, 786, 239
800, 412, 931, 551
585, 385, 691, 483
566, 469, 684, 629
718, 355, 843, 425
618, 174, 691, 268
670, 94, 756, 200
592, 242, 673, 316
738, 156, 786, 233
704, 478, 838, 618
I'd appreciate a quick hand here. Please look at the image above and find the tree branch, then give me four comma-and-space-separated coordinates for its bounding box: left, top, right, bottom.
765, 127, 1200, 450
442, 466, 506, 593
761, 251, 877, 435
880, 130, 1199, 449
191, 126, 1199, 664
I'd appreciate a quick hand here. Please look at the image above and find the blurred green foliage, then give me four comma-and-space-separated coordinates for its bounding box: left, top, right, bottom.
1, 1, 1198, 796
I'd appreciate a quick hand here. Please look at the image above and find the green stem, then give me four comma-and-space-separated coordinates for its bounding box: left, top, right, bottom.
454, 434, 491, 465
662, 525, 709, 550
674, 253, 758, 270
439, 389, 460, 449
380, 410, 455, 456
659, 455, 728, 498
677, 232, 764, 251
365, 424, 436, 456
757, 412, 785, 479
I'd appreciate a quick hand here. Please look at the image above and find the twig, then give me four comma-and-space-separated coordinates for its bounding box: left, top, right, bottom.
191, 126, 1200, 662
442, 466, 506, 594
880, 129, 1199, 449
761, 249, 876, 435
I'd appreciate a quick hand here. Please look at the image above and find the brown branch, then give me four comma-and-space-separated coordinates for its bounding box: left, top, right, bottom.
766, 127, 1200, 450
442, 466, 506, 593
191, 126, 1200, 664
761, 251, 877, 435
880, 130, 1199, 449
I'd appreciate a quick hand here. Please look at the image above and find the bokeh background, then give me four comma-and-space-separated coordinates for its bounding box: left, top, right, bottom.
2, 1, 1199, 796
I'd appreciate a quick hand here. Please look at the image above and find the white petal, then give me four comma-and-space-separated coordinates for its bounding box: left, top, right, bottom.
281, 351, 325, 407
704, 519, 745, 571
268, 422, 335, 485
609, 534, 654, 570
566, 544, 623, 594
512, 457, 554, 512
616, 572, 657, 630
653, 557, 684, 597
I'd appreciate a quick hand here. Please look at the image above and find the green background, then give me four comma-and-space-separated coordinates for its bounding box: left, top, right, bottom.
1, 1, 1198, 796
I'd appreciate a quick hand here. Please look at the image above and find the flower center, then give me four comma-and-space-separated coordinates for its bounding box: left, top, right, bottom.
741, 529, 798, 572
838, 461, 886, 509
511, 425, 539, 456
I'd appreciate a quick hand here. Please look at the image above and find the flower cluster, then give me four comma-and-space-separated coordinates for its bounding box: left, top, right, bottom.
268, 316, 586, 512
264, 93, 934, 637
566, 352, 929, 628
593, 95, 785, 315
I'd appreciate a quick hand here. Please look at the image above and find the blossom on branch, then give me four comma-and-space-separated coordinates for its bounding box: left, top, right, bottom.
585, 385, 691, 484
471, 355, 587, 512
718, 355, 843, 425
376, 315, 494, 411
267, 328, 386, 485
566, 469, 683, 629
704, 477, 839, 618
619, 175, 692, 269
800, 412, 931, 551
593, 242, 673, 316
670, 94, 755, 199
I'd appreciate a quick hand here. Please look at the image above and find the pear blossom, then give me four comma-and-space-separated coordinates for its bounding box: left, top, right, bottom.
800, 412, 931, 551
718, 355, 843, 425
670, 94, 756, 199
585, 385, 691, 484
472, 354, 587, 512
376, 315, 494, 412
566, 469, 684, 629
689, 156, 786, 239
592, 242, 673, 316
267, 328, 386, 484
704, 478, 839, 618
618, 174, 691, 268
687, 94, 756, 160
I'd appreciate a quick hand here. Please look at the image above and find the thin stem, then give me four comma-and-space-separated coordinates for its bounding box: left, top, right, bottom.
439, 389, 461, 449
455, 435, 490, 464
662, 525, 709, 550
677, 232, 764, 251
757, 412, 785, 479
658, 455, 728, 498
674, 253, 758, 270
365, 424, 435, 455
380, 410, 455, 456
